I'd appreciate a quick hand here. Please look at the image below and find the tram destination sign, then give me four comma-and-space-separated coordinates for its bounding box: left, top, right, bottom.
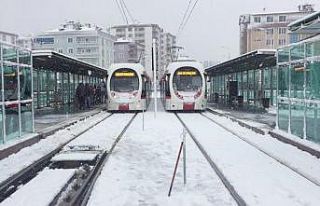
114, 72, 135, 77
177, 71, 197, 76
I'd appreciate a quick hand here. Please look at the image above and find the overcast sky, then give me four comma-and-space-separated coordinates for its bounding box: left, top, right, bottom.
0, 0, 319, 62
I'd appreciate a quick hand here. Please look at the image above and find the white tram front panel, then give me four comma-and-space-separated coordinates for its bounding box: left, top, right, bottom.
165, 61, 207, 111
107, 64, 146, 111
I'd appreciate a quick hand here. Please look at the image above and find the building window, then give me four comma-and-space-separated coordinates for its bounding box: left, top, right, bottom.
128, 28, 132, 31
279, 16, 286, 22
68, 37, 73, 43
116, 28, 125, 33
68, 48, 73, 54
279, 28, 287, 34
58, 49, 63, 53
254, 16, 261, 23
139, 28, 145, 31
266, 28, 274, 35
279, 39, 286, 45
267, 16, 273, 22
266, 39, 273, 45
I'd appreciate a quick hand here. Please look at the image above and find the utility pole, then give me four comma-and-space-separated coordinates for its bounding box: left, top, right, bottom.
152, 39, 157, 118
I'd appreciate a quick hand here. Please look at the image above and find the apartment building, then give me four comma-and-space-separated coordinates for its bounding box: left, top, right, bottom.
33, 21, 116, 69
0, 30, 18, 45
239, 4, 315, 54
111, 24, 176, 77
114, 39, 145, 65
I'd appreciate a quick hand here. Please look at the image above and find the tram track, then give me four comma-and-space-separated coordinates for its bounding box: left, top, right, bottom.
69, 113, 137, 206
0, 112, 138, 206
0, 111, 113, 203
201, 112, 320, 187
0, 112, 114, 203
174, 112, 247, 206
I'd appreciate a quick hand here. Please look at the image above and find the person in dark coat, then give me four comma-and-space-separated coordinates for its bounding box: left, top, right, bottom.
76, 83, 85, 110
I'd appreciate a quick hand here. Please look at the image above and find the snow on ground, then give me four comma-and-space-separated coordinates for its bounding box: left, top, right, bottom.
0, 112, 110, 183
88, 110, 237, 206
51, 152, 99, 162
65, 113, 134, 150
0, 169, 75, 206
204, 112, 320, 185
179, 113, 320, 206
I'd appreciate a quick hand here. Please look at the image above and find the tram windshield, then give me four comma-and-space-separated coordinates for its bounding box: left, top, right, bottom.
110, 68, 139, 92
173, 67, 202, 92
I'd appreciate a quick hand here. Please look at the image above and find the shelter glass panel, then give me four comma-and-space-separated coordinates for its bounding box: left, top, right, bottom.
21, 102, 33, 134
290, 101, 304, 138
290, 62, 305, 99
20, 67, 32, 100
278, 65, 289, 97
290, 44, 304, 61
306, 41, 320, 57
18, 50, 31, 65
4, 64, 18, 101
5, 104, 19, 141
278, 47, 289, 63
278, 101, 289, 131
3, 44, 17, 63
306, 61, 320, 100
306, 104, 320, 143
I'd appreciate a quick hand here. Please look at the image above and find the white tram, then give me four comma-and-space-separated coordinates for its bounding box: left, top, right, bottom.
160, 60, 207, 111
107, 63, 151, 111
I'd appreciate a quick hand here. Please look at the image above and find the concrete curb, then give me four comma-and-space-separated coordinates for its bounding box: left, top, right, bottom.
206, 108, 266, 135
0, 109, 103, 161
269, 131, 320, 159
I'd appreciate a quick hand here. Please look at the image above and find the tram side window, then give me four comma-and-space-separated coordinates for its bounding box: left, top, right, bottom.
141, 75, 146, 98
166, 74, 171, 97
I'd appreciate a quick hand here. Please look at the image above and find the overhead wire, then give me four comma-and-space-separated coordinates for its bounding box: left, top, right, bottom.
177, 0, 200, 39
177, 0, 193, 36
121, 0, 136, 24
119, 0, 129, 24
114, 0, 127, 24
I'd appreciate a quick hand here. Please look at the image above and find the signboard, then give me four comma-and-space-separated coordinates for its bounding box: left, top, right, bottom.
177, 71, 197, 76
114, 72, 135, 77
34, 37, 54, 45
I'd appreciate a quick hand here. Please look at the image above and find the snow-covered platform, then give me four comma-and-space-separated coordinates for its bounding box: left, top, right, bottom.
0, 107, 105, 161
207, 106, 320, 158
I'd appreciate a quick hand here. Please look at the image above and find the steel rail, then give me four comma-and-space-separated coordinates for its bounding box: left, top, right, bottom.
175, 113, 247, 206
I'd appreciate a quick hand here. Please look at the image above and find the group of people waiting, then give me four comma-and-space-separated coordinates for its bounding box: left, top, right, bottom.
75, 82, 107, 110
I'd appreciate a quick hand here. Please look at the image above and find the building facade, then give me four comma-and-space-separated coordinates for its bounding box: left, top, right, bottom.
0, 31, 18, 45
111, 24, 176, 77
17, 37, 33, 49
114, 39, 144, 65
239, 4, 315, 55
33, 21, 115, 69
0, 41, 34, 144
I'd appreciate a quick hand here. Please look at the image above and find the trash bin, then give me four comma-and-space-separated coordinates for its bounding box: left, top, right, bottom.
262, 98, 270, 108
237, 96, 244, 108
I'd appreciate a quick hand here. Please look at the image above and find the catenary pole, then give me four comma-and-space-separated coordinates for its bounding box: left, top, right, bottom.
152, 39, 157, 118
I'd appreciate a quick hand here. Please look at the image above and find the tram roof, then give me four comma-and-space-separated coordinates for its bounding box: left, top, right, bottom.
32, 50, 107, 77
205, 49, 276, 76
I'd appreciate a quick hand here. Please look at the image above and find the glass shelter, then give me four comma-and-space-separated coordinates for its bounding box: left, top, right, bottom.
205, 50, 277, 111
32, 50, 107, 113
277, 36, 320, 143
0, 41, 33, 144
